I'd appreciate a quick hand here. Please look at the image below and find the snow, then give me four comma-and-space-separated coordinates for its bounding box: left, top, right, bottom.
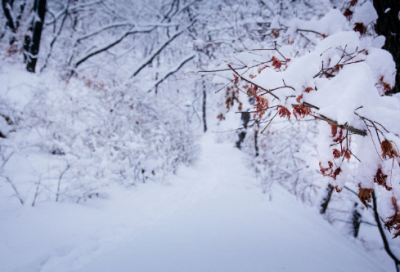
0, 134, 392, 272
306, 63, 378, 127
366, 47, 397, 91
352, 2, 378, 25
287, 9, 347, 37
1, 1, 400, 271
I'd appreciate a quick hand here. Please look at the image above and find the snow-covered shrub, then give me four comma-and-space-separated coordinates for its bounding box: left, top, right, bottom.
0, 62, 199, 204
241, 119, 320, 204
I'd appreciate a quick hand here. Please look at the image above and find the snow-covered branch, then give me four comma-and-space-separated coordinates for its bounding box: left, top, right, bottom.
75, 27, 155, 68
76, 23, 134, 43
219, 0, 400, 238
152, 54, 195, 90
131, 31, 183, 77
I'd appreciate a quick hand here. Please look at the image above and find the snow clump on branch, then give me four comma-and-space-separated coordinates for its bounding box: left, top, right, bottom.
218, 1, 400, 236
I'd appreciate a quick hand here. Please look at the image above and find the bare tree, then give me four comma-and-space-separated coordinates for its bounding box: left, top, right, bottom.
24, 0, 46, 72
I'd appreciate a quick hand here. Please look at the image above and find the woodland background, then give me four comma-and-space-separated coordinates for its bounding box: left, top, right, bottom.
1, 0, 400, 271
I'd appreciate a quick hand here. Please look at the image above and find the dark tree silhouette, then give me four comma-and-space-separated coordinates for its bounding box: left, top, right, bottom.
373, 0, 400, 94
1, 0, 25, 44
24, 0, 46, 73
2, 0, 16, 32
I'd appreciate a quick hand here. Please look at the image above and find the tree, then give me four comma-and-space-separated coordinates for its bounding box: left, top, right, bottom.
1, 0, 25, 44
214, 0, 400, 269
219, 0, 400, 231
2, 0, 17, 33
24, 0, 46, 72
373, 0, 400, 94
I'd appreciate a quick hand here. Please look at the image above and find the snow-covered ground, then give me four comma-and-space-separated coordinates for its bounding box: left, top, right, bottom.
0, 134, 392, 272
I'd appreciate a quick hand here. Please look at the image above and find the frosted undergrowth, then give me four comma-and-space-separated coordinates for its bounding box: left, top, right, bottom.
0, 60, 199, 204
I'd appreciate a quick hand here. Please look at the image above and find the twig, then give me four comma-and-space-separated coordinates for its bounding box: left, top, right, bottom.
131, 31, 183, 77
1, 152, 14, 168
2, 176, 24, 205
260, 112, 279, 134
372, 191, 400, 268
41, 4, 70, 72
315, 114, 367, 136
228, 64, 280, 100
296, 28, 323, 36
75, 27, 154, 68
32, 175, 42, 206
76, 23, 133, 43
235, 105, 279, 114
151, 55, 195, 91
56, 164, 71, 202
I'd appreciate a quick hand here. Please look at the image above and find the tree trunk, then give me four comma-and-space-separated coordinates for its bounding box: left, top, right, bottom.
2, 0, 16, 32
202, 77, 207, 132
235, 112, 250, 149
373, 0, 400, 94
320, 184, 333, 214
372, 191, 400, 272
351, 203, 362, 238
254, 120, 259, 157
25, 0, 46, 73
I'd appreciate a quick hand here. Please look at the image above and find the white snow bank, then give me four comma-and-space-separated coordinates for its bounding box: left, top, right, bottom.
0, 135, 393, 272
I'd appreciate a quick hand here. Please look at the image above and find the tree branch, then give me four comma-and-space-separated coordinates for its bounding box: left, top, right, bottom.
74, 27, 154, 68
296, 102, 367, 136
151, 54, 195, 91
76, 23, 133, 43
372, 191, 400, 271
314, 114, 367, 136
2, 0, 16, 32
131, 31, 183, 77
56, 164, 70, 202
2, 176, 24, 205
227, 64, 280, 100
41, 3, 70, 72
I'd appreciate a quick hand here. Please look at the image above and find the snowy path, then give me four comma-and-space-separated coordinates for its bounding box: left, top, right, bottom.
0, 134, 390, 271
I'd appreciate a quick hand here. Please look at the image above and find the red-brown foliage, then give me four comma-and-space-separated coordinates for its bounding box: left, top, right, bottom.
379, 76, 392, 93
349, 0, 357, 6
225, 86, 243, 112
319, 161, 333, 177
292, 105, 311, 120
343, 8, 354, 20
353, 23, 367, 35
333, 129, 344, 143
385, 197, 400, 238
257, 65, 270, 74
253, 95, 269, 119
271, 56, 282, 69
329, 123, 338, 137
217, 113, 225, 121
381, 140, 399, 159
333, 149, 341, 158
374, 168, 391, 190
358, 187, 373, 208
332, 167, 341, 179
233, 74, 239, 84
277, 105, 291, 120
271, 29, 279, 38
304, 87, 314, 93
344, 149, 351, 161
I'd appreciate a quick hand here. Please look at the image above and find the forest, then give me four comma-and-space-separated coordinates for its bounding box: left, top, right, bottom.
1, 0, 400, 271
